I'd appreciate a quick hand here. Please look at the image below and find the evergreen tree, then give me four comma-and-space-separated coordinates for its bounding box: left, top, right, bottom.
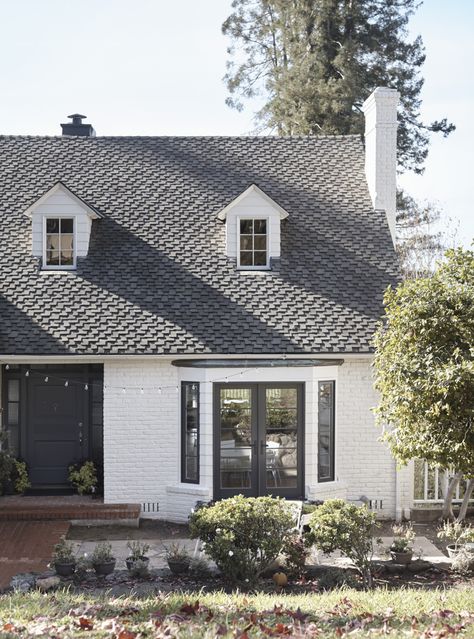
223, 0, 454, 174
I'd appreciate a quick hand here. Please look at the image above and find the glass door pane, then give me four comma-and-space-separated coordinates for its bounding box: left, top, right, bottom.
219, 387, 254, 490
264, 387, 299, 490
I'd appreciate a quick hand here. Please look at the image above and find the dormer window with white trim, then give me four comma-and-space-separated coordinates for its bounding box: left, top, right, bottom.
23, 181, 102, 272
238, 217, 269, 269
44, 217, 75, 269
217, 184, 289, 271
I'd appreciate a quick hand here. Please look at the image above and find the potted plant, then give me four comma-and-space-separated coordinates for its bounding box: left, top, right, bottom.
164, 543, 191, 575
68, 460, 98, 495
125, 540, 150, 572
91, 542, 116, 576
390, 523, 416, 564
52, 538, 76, 577
437, 521, 474, 559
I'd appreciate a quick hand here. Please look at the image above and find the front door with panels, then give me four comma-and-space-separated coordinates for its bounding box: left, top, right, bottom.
27, 376, 87, 486
214, 383, 304, 499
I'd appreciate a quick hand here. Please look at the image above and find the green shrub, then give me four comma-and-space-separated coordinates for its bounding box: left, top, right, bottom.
189, 495, 295, 585
12, 460, 31, 494
68, 461, 97, 495
283, 532, 310, 577
305, 499, 377, 588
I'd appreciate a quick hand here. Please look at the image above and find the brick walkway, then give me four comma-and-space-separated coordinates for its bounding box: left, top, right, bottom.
0, 521, 70, 591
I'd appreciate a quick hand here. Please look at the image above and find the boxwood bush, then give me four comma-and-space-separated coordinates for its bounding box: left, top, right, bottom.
189, 495, 295, 585
305, 499, 378, 588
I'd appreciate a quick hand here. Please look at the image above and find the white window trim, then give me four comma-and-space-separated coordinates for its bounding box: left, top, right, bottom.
236, 215, 270, 271
42, 215, 77, 271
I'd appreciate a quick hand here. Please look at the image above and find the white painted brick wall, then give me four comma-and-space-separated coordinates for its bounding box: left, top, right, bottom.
362, 87, 399, 243
103, 358, 398, 522
336, 360, 396, 518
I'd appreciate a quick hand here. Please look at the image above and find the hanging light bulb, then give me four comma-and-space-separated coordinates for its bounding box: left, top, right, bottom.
122, 387, 126, 394
158, 387, 162, 395
64, 380, 69, 387
44, 376, 49, 383
25, 370, 30, 377
140, 388, 144, 395
84, 384, 89, 391
5, 364, 9, 370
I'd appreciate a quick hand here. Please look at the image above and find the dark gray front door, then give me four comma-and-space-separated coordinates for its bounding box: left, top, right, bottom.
214, 383, 304, 500
27, 377, 86, 486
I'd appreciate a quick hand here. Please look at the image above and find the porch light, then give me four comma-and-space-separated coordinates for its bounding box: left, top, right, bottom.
5, 364, 9, 370
64, 381, 68, 387
84, 384, 89, 391
25, 370, 30, 377
44, 376, 49, 382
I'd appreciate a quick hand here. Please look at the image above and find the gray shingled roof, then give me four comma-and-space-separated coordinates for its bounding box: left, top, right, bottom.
0, 134, 399, 356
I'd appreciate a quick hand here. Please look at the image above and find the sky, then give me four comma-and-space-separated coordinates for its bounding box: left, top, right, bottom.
0, 0, 472, 246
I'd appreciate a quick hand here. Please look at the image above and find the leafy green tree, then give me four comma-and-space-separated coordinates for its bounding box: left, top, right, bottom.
223, 0, 454, 174
374, 248, 474, 519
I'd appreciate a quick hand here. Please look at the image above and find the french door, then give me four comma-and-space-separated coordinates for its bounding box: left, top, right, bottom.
214, 383, 304, 499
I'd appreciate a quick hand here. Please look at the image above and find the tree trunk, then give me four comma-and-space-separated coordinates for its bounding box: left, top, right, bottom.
441, 472, 463, 520
456, 479, 474, 522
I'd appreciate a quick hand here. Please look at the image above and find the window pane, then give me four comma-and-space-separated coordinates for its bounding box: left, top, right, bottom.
60, 234, 74, 251
46, 250, 60, 265
7, 403, 19, 425
254, 236, 266, 250
182, 382, 199, 482
61, 218, 74, 233
46, 235, 60, 251
240, 251, 253, 266
46, 219, 60, 233
318, 381, 335, 482
60, 251, 74, 265
240, 235, 253, 250
8, 379, 20, 402
254, 251, 267, 266
254, 219, 267, 234
240, 219, 253, 234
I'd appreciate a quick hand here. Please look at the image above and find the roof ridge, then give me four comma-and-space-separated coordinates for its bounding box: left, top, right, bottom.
0, 133, 362, 141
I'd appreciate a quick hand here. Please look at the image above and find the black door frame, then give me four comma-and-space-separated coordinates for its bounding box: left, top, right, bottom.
2, 364, 104, 489
213, 382, 305, 500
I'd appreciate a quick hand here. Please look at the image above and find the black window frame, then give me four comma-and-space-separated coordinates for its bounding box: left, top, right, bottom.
317, 380, 335, 483
181, 381, 200, 484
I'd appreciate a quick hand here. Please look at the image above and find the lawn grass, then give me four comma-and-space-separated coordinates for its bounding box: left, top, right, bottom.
1, 587, 474, 638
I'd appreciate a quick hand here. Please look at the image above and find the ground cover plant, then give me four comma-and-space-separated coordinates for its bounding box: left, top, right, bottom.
1, 587, 474, 638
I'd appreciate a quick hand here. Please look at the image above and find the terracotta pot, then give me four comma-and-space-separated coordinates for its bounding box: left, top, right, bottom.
54, 561, 76, 577
390, 549, 413, 564
167, 558, 190, 575
126, 556, 150, 571
93, 559, 116, 576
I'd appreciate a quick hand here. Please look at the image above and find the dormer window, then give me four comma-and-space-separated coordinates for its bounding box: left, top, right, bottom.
23, 181, 103, 272
216, 184, 289, 271
44, 217, 75, 269
238, 218, 268, 269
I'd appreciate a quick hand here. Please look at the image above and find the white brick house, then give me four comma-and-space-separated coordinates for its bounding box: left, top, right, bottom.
0, 89, 412, 522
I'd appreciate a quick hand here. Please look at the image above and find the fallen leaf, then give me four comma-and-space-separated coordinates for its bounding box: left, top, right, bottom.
78, 617, 94, 630
117, 630, 137, 639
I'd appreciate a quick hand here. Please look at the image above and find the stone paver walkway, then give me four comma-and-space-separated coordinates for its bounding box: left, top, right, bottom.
0, 521, 70, 590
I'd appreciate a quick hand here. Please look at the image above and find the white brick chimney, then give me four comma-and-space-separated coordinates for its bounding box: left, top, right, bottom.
362, 87, 400, 244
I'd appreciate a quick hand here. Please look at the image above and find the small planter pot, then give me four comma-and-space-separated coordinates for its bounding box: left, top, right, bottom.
126, 556, 150, 571
54, 561, 76, 577
446, 544, 465, 559
93, 559, 116, 576
390, 549, 413, 565
167, 559, 190, 575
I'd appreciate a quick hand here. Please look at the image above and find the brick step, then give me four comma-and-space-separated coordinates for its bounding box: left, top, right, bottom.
0, 503, 141, 522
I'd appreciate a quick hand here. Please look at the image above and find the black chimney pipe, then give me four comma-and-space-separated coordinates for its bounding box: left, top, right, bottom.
61, 114, 96, 137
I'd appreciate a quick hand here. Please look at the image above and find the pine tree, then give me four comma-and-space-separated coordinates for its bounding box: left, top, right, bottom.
223, 0, 454, 174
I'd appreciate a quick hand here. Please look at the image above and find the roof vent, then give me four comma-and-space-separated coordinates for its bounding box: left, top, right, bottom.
60, 113, 96, 137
